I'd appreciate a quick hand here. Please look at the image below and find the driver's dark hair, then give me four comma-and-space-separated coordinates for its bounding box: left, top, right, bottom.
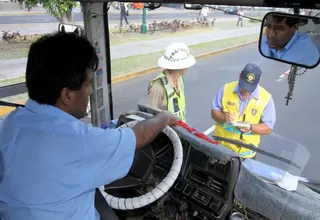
270, 15, 300, 27
26, 32, 98, 105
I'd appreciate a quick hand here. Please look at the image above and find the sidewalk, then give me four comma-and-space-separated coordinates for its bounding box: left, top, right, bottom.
0, 25, 259, 80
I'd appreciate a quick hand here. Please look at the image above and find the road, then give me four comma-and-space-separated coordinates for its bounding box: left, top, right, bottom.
0, 10, 266, 24
111, 43, 320, 182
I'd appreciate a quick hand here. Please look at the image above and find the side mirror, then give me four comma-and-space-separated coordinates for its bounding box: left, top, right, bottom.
184, 4, 202, 10
58, 23, 84, 37
259, 12, 320, 69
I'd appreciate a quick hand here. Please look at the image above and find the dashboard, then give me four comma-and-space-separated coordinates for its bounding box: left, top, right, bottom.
104, 114, 242, 220
168, 140, 239, 220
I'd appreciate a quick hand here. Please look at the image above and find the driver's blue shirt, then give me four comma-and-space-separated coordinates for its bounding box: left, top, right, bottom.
0, 99, 136, 220
261, 31, 320, 67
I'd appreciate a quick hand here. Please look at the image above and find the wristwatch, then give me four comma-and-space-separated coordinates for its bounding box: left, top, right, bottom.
249, 124, 252, 131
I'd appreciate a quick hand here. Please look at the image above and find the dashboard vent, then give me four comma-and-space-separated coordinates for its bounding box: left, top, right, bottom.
207, 176, 226, 196
189, 168, 226, 196
189, 169, 208, 185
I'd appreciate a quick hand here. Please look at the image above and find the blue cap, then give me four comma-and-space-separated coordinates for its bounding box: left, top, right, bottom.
239, 63, 262, 93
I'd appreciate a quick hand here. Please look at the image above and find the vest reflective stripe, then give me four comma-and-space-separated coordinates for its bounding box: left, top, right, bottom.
149, 72, 186, 122
213, 81, 271, 158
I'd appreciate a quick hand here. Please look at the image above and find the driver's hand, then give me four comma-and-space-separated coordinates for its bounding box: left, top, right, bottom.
159, 111, 178, 126
224, 112, 236, 122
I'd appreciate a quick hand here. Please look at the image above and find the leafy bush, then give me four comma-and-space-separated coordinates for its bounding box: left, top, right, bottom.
111, 19, 216, 34
1, 31, 21, 43
1, 31, 45, 44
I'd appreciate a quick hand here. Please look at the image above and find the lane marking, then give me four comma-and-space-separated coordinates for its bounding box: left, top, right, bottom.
204, 125, 216, 135
281, 69, 290, 77
275, 69, 290, 82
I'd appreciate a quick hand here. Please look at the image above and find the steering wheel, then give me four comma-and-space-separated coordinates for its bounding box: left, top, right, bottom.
99, 119, 183, 210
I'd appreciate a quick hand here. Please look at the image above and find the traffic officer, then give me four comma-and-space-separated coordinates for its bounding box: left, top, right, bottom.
211, 63, 276, 159
147, 43, 196, 122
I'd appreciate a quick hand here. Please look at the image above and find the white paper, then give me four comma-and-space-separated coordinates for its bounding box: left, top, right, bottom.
231, 122, 251, 128
243, 159, 298, 191
224, 121, 250, 129
273, 172, 299, 191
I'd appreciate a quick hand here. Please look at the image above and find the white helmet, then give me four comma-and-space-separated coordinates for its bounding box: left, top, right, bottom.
157, 42, 196, 70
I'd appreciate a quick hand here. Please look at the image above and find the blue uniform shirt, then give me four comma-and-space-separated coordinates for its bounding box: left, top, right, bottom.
261, 31, 320, 67
0, 99, 136, 220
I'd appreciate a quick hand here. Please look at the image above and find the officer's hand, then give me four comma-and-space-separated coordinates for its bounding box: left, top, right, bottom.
225, 112, 236, 122
159, 111, 178, 126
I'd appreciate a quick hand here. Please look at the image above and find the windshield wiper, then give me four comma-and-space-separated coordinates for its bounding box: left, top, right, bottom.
0, 100, 24, 108
212, 136, 301, 169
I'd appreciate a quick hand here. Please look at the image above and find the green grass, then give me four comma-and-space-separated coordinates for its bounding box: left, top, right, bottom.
0, 76, 26, 87
0, 48, 29, 60
0, 33, 259, 103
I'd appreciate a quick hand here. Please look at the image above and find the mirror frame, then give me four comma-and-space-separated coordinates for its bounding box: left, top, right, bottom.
258, 12, 320, 69
58, 23, 85, 37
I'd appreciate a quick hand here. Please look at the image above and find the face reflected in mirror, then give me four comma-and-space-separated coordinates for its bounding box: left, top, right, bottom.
265, 15, 299, 50
259, 13, 320, 68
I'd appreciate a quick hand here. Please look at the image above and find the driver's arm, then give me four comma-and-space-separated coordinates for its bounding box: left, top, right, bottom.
83, 126, 137, 188
251, 96, 276, 135
83, 113, 173, 188
132, 112, 173, 149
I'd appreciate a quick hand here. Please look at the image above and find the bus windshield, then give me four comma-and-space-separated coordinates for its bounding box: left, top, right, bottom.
0, 2, 319, 183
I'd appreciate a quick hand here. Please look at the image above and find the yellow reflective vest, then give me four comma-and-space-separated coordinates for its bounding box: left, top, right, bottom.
213, 81, 271, 158
148, 72, 186, 122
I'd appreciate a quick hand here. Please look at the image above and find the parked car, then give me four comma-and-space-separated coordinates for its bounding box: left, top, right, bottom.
224, 7, 238, 15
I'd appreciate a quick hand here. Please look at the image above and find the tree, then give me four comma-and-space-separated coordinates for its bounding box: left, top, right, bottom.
24, 0, 77, 23
9, 0, 25, 10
